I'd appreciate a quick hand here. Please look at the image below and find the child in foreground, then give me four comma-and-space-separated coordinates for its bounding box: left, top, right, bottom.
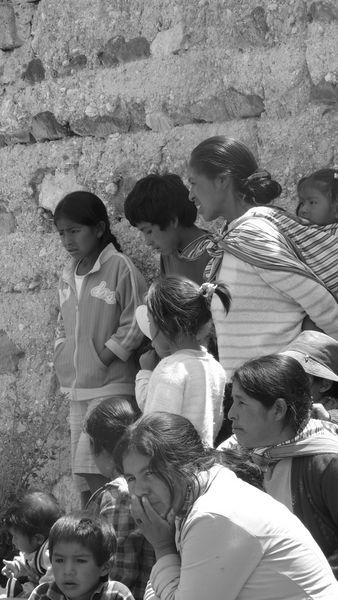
297, 168, 338, 225
2, 492, 63, 597
85, 398, 155, 600
28, 514, 135, 600
135, 276, 229, 446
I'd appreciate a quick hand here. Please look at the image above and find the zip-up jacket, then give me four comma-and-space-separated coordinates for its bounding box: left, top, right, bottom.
54, 243, 147, 399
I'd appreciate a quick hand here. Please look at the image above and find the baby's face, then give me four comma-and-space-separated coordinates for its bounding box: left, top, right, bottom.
297, 182, 336, 225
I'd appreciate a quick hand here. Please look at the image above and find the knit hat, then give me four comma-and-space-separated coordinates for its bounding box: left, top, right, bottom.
135, 304, 152, 340
280, 331, 338, 382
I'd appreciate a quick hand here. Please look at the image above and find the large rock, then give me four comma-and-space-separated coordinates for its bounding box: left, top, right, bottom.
22, 58, 46, 84
70, 98, 146, 137
0, 2, 22, 50
98, 35, 150, 66
31, 112, 70, 142
151, 23, 184, 57
38, 170, 87, 213
308, 1, 338, 22
166, 89, 265, 125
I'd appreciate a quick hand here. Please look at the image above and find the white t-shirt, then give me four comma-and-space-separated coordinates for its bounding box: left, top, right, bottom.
135, 348, 225, 446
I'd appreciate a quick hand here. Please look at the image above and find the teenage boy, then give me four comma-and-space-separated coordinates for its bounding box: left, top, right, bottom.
124, 173, 215, 285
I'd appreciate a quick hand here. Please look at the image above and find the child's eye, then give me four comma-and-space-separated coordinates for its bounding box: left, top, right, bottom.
76, 559, 87, 564
54, 558, 64, 564
125, 475, 135, 484
145, 470, 154, 478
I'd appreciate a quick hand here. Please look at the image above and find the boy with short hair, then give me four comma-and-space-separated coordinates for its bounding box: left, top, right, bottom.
124, 173, 215, 285
28, 514, 135, 600
2, 491, 63, 598
84, 398, 155, 600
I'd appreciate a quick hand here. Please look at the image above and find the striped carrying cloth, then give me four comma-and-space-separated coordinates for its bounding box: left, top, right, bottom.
206, 206, 338, 300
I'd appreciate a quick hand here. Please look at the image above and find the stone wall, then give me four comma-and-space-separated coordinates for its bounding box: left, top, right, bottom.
0, 0, 337, 505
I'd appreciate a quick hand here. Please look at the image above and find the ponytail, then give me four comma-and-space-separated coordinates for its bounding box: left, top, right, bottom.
199, 281, 231, 314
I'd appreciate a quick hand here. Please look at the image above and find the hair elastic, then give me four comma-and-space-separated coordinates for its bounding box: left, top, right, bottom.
200, 282, 217, 300
246, 169, 271, 183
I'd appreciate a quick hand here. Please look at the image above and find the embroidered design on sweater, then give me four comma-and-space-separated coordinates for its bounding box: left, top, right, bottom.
59, 286, 71, 306
91, 281, 116, 304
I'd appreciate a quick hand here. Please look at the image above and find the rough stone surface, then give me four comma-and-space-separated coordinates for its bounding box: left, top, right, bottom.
166, 89, 265, 125
38, 170, 87, 213
0, 330, 24, 374
22, 58, 45, 84
0, 211, 16, 236
0, 3, 22, 50
150, 23, 184, 56
0, 129, 33, 146
311, 78, 338, 105
305, 22, 338, 85
31, 111, 70, 141
0, 0, 337, 508
308, 1, 338, 22
99, 36, 150, 66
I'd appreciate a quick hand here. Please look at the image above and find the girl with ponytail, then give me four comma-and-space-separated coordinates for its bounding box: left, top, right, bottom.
134, 275, 229, 446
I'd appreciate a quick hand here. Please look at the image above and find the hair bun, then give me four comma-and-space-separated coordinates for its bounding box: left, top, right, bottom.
242, 169, 282, 205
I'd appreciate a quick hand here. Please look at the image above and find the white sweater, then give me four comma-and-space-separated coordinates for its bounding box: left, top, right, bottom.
149, 466, 338, 600
212, 252, 338, 381
135, 348, 225, 446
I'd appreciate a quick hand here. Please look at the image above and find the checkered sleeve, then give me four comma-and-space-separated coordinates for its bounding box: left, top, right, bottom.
101, 580, 135, 600
87, 482, 155, 600
28, 582, 61, 600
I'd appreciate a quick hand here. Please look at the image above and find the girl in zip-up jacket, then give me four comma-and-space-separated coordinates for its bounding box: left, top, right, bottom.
53, 191, 147, 505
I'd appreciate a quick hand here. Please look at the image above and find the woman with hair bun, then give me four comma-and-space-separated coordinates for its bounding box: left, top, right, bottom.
188, 136, 338, 382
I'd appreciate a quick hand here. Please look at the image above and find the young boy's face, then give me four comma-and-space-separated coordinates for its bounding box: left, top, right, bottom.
52, 541, 108, 600
136, 221, 180, 255
10, 528, 39, 554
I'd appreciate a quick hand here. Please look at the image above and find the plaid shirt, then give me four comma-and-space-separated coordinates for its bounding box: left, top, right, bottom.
86, 478, 155, 600
28, 579, 134, 600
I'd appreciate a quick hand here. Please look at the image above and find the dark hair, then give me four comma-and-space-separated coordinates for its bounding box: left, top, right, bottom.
85, 397, 141, 456
297, 168, 338, 207
233, 355, 312, 433
146, 276, 231, 341
114, 412, 264, 501
54, 191, 122, 252
124, 173, 197, 229
49, 513, 116, 567
190, 136, 282, 205
3, 491, 63, 539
